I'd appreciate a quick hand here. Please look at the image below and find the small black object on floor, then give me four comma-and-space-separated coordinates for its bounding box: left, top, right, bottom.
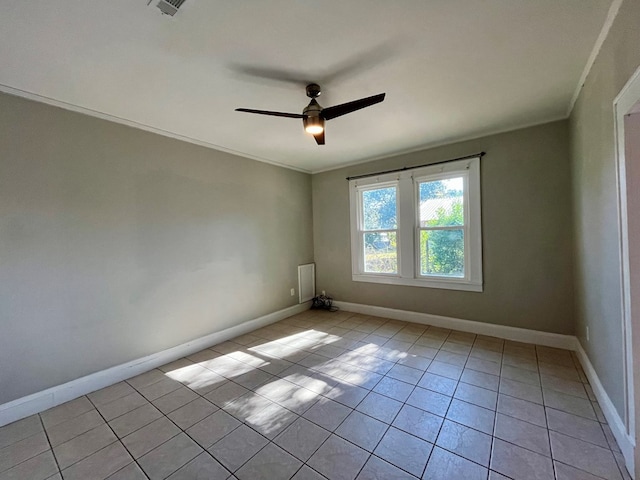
311, 294, 339, 312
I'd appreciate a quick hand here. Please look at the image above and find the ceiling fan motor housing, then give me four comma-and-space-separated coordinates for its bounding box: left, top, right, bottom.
306, 83, 322, 98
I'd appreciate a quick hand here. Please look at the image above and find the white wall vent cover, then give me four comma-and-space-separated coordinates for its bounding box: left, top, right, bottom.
156, 0, 187, 16
298, 263, 315, 304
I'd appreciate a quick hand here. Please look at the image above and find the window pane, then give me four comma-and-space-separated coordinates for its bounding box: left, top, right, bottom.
362, 187, 397, 230
420, 229, 464, 277
419, 177, 464, 227
364, 232, 397, 273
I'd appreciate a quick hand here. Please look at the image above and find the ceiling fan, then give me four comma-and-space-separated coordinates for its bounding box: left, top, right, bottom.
235, 84, 385, 145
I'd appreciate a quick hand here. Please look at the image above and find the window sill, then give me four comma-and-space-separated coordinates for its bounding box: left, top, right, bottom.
352, 274, 483, 292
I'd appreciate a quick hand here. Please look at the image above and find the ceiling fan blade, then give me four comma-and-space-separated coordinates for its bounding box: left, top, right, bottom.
321, 93, 386, 121
229, 64, 312, 87
229, 41, 399, 88
321, 43, 400, 85
235, 108, 305, 119
313, 130, 325, 145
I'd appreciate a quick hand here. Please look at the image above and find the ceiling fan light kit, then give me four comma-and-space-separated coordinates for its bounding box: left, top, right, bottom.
302, 90, 325, 136
303, 116, 324, 135
236, 83, 385, 145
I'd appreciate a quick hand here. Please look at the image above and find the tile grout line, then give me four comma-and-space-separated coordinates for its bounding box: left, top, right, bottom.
39, 408, 122, 475
534, 345, 559, 480
37, 413, 62, 478
149, 400, 240, 479
338, 375, 399, 479
84, 394, 152, 480
209, 428, 272, 478
487, 336, 505, 480
416, 329, 478, 478
0, 421, 54, 476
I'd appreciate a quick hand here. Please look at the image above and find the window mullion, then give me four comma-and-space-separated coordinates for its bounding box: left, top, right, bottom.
398, 176, 414, 279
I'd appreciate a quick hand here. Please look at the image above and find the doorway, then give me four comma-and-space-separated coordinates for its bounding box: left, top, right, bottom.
615, 67, 640, 478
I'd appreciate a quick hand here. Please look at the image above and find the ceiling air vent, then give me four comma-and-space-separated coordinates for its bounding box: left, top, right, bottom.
156, 0, 187, 16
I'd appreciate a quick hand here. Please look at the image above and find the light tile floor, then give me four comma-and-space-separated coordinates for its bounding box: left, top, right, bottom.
0, 310, 631, 480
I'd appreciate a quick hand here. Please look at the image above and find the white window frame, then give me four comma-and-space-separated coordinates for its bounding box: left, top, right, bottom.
349, 157, 482, 292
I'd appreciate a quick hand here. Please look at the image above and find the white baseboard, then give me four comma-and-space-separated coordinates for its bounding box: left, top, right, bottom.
575, 341, 635, 477
0, 302, 310, 428
334, 301, 577, 350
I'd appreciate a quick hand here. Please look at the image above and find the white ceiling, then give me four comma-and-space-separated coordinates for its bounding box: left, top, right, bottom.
0, 1, 613, 173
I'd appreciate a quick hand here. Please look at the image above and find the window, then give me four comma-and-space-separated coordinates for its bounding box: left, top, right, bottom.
360, 184, 398, 274
349, 157, 482, 291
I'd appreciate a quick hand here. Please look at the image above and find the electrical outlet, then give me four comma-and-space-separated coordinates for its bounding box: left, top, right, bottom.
322, 290, 326, 296
290, 288, 295, 296
586, 326, 590, 341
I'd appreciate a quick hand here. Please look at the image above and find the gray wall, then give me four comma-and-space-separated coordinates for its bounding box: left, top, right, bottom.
0, 92, 313, 405
313, 120, 574, 334
569, 0, 640, 418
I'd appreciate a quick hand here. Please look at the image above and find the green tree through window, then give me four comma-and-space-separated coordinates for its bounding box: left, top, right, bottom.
362, 187, 396, 230
421, 201, 464, 276
419, 178, 464, 277
362, 186, 397, 273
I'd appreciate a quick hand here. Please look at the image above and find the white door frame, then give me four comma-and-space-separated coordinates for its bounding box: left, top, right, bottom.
614, 64, 640, 477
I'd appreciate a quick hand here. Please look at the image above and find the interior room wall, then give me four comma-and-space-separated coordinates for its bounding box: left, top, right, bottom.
0, 92, 314, 405
312, 120, 574, 335
569, 0, 640, 419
